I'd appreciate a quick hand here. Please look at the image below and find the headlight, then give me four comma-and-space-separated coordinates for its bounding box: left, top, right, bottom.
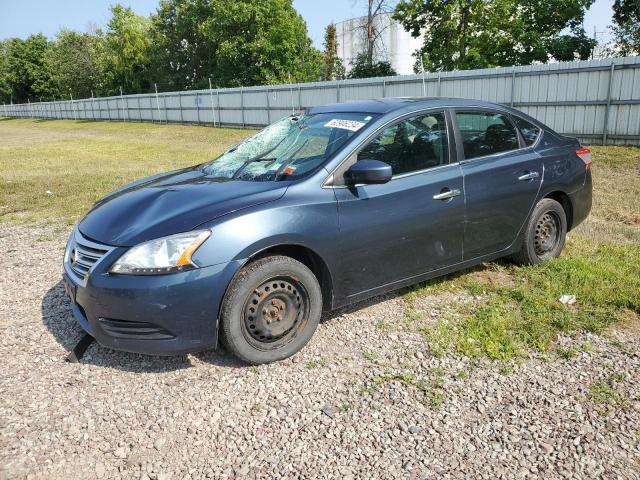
110, 230, 211, 275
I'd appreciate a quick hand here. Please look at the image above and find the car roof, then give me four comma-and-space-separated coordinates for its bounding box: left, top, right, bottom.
307, 97, 512, 115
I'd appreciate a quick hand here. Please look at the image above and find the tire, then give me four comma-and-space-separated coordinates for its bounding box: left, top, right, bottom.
219, 255, 322, 364
512, 198, 567, 266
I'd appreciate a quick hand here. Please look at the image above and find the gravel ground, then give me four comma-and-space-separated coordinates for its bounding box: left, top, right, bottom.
1, 224, 639, 480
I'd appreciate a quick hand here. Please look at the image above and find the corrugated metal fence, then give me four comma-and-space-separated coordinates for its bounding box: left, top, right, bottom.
2, 56, 640, 145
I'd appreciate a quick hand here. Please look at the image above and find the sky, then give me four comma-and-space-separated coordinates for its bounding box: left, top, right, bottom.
0, 0, 615, 48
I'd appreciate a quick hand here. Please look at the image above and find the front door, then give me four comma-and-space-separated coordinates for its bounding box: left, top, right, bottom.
455, 110, 542, 259
332, 110, 465, 298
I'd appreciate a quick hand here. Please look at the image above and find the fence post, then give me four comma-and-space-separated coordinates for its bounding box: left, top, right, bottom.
381, 79, 386, 98
336, 81, 340, 102
217, 90, 221, 126
602, 62, 615, 145
208, 78, 216, 127
154, 84, 161, 124
240, 87, 245, 128
163, 95, 168, 124
71, 94, 77, 120
510, 70, 516, 107
289, 82, 294, 113
265, 88, 271, 125
196, 92, 201, 125
107, 97, 112, 121
437, 73, 442, 96
298, 85, 302, 111
120, 87, 126, 121
178, 94, 184, 123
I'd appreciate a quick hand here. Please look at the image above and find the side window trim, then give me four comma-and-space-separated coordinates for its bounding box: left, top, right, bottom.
506, 113, 527, 149
327, 108, 454, 186
510, 114, 543, 148
453, 108, 524, 163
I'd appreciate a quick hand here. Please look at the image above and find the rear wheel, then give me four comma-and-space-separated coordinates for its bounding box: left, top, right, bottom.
220, 255, 322, 364
512, 198, 567, 266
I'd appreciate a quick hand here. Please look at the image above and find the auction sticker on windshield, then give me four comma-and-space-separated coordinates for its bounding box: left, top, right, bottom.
324, 119, 366, 132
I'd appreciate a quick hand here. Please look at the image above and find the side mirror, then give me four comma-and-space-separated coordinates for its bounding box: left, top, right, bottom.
344, 159, 392, 185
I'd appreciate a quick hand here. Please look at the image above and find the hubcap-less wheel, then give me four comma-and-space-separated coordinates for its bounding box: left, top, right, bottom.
242, 277, 309, 351
534, 212, 560, 256
220, 255, 322, 364
511, 198, 567, 266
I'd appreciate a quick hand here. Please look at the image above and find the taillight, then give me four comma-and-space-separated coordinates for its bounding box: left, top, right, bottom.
576, 148, 592, 170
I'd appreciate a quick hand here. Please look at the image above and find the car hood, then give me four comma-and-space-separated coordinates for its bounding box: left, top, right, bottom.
78, 166, 289, 246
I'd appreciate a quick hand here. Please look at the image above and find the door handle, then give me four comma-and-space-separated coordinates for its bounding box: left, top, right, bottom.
433, 188, 461, 200
518, 171, 539, 181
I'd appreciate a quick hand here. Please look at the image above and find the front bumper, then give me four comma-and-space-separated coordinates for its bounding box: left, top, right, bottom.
62, 229, 243, 355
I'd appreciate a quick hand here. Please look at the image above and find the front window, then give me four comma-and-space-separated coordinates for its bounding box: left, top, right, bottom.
203, 113, 376, 181
357, 111, 449, 175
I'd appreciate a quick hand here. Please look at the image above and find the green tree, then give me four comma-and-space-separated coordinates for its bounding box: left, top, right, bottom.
394, 0, 597, 72
347, 52, 396, 79
323, 23, 346, 80
3, 34, 54, 103
612, 0, 640, 55
102, 4, 153, 94
151, 0, 322, 89
45, 29, 104, 99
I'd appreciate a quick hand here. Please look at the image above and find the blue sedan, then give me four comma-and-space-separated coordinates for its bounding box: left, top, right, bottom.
63, 98, 592, 364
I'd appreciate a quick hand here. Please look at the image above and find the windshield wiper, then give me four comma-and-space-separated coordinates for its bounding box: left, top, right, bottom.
231, 136, 289, 179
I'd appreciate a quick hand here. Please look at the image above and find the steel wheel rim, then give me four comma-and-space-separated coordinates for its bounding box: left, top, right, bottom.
534, 211, 560, 256
242, 276, 309, 351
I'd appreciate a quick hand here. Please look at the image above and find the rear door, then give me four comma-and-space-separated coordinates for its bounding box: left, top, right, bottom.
331, 110, 465, 297
455, 109, 542, 260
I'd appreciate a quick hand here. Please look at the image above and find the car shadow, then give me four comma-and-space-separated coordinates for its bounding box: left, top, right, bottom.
42, 261, 506, 371
41, 280, 246, 372
319, 262, 497, 323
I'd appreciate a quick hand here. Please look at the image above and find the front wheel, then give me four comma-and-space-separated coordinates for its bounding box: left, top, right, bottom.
512, 198, 567, 266
219, 255, 322, 364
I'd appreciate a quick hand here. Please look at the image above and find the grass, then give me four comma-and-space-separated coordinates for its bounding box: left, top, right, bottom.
304, 358, 327, 369
1, 119, 638, 362
0, 118, 251, 224
371, 368, 447, 408
410, 240, 640, 362
589, 373, 628, 412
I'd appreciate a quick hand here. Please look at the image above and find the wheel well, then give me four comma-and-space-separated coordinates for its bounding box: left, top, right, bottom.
544, 191, 573, 230
249, 245, 333, 311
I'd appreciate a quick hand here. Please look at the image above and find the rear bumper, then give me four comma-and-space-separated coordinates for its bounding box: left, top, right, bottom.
569, 170, 593, 230
62, 234, 243, 355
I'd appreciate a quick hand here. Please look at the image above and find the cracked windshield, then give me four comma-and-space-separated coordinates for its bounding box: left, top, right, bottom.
203, 113, 376, 181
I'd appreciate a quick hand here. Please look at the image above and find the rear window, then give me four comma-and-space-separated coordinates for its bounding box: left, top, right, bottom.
513, 116, 541, 146
456, 111, 519, 159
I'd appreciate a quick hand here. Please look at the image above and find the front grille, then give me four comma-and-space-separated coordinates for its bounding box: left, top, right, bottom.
98, 318, 175, 340
69, 232, 110, 279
